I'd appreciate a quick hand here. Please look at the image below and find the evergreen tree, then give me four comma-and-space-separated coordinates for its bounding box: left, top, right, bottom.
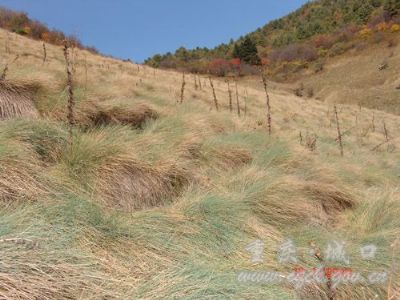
233, 37, 261, 65
232, 43, 241, 59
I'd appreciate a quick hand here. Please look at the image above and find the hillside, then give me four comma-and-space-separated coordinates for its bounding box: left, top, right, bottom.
0, 6, 98, 53
288, 33, 400, 115
145, 0, 400, 77
0, 27, 400, 300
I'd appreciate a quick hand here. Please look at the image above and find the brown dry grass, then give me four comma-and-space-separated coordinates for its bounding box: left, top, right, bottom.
0, 80, 40, 120
81, 102, 159, 129
0, 27, 399, 299
96, 156, 191, 211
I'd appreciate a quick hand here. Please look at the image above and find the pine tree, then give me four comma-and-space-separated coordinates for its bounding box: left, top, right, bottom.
232, 43, 241, 59
233, 37, 261, 65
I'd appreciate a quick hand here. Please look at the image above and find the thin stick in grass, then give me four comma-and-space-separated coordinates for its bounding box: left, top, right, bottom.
0, 64, 8, 81
42, 42, 47, 64
0, 55, 19, 81
198, 74, 202, 90
235, 80, 240, 117
5, 32, 10, 54
180, 72, 186, 104
63, 41, 75, 145
227, 79, 233, 112
209, 76, 219, 111
194, 75, 198, 90
334, 105, 344, 157
372, 112, 375, 132
383, 121, 389, 142
261, 71, 272, 135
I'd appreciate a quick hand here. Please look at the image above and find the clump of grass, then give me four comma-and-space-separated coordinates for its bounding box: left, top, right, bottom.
81, 102, 159, 129
0, 122, 49, 203
0, 80, 40, 120
96, 157, 191, 211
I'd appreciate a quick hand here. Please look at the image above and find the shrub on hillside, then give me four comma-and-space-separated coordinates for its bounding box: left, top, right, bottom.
391, 23, 400, 32
328, 43, 347, 57
209, 59, 232, 76
313, 34, 335, 49
270, 44, 318, 63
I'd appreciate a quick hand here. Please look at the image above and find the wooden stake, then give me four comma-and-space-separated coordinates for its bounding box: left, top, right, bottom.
180, 72, 186, 104
63, 42, 75, 145
372, 112, 375, 132
261, 72, 272, 135
383, 121, 389, 142
194, 75, 198, 90
42, 42, 47, 64
209, 77, 219, 111
227, 80, 233, 113
0, 55, 18, 81
235, 80, 240, 117
334, 105, 344, 157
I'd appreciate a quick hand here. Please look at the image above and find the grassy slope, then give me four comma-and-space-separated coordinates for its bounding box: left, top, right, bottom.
0, 29, 400, 299
283, 34, 400, 115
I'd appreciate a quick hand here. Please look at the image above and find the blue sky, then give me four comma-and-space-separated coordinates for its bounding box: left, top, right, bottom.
0, 0, 309, 62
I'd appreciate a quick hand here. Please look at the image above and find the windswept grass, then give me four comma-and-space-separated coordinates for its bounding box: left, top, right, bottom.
0, 28, 399, 299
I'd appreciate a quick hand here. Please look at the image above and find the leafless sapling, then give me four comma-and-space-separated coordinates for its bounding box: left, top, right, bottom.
42, 42, 47, 64
334, 105, 344, 156
261, 71, 272, 135
227, 80, 233, 112
63, 41, 76, 145
209, 77, 219, 111
235, 80, 241, 117
180, 72, 186, 104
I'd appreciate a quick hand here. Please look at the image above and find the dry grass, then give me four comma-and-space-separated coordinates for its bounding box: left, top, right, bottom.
0, 28, 399, 299
96, 156, 191, 211
81, 102, 159, 129
0, 80, 40, 120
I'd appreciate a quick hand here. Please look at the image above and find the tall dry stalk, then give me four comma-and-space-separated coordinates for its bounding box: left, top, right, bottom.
261, 71, 272, 135
383, 121, 389, 142
180, 72, 186, 104
0, 64, 8, 81
70, 42, 77, 75
372, 112, 375, 132
371, 121, 392, 152
309, 242, 335, 300
194, 75, 198, 90
235, 80, 241, 117
334, 105, 343, 157
63, 42, 75, 145
227, 80, 233, 112
42, 42, 47, 64
209, 77, 219, 111
198, 75, 202, 90
5, 32, 10, 53
0, 55, 19, 81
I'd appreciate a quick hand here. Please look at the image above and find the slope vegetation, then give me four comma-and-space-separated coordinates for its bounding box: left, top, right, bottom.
0, 29, 399, 299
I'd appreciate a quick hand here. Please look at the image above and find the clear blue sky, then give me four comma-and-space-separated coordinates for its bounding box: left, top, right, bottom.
0, 0, 309, 62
